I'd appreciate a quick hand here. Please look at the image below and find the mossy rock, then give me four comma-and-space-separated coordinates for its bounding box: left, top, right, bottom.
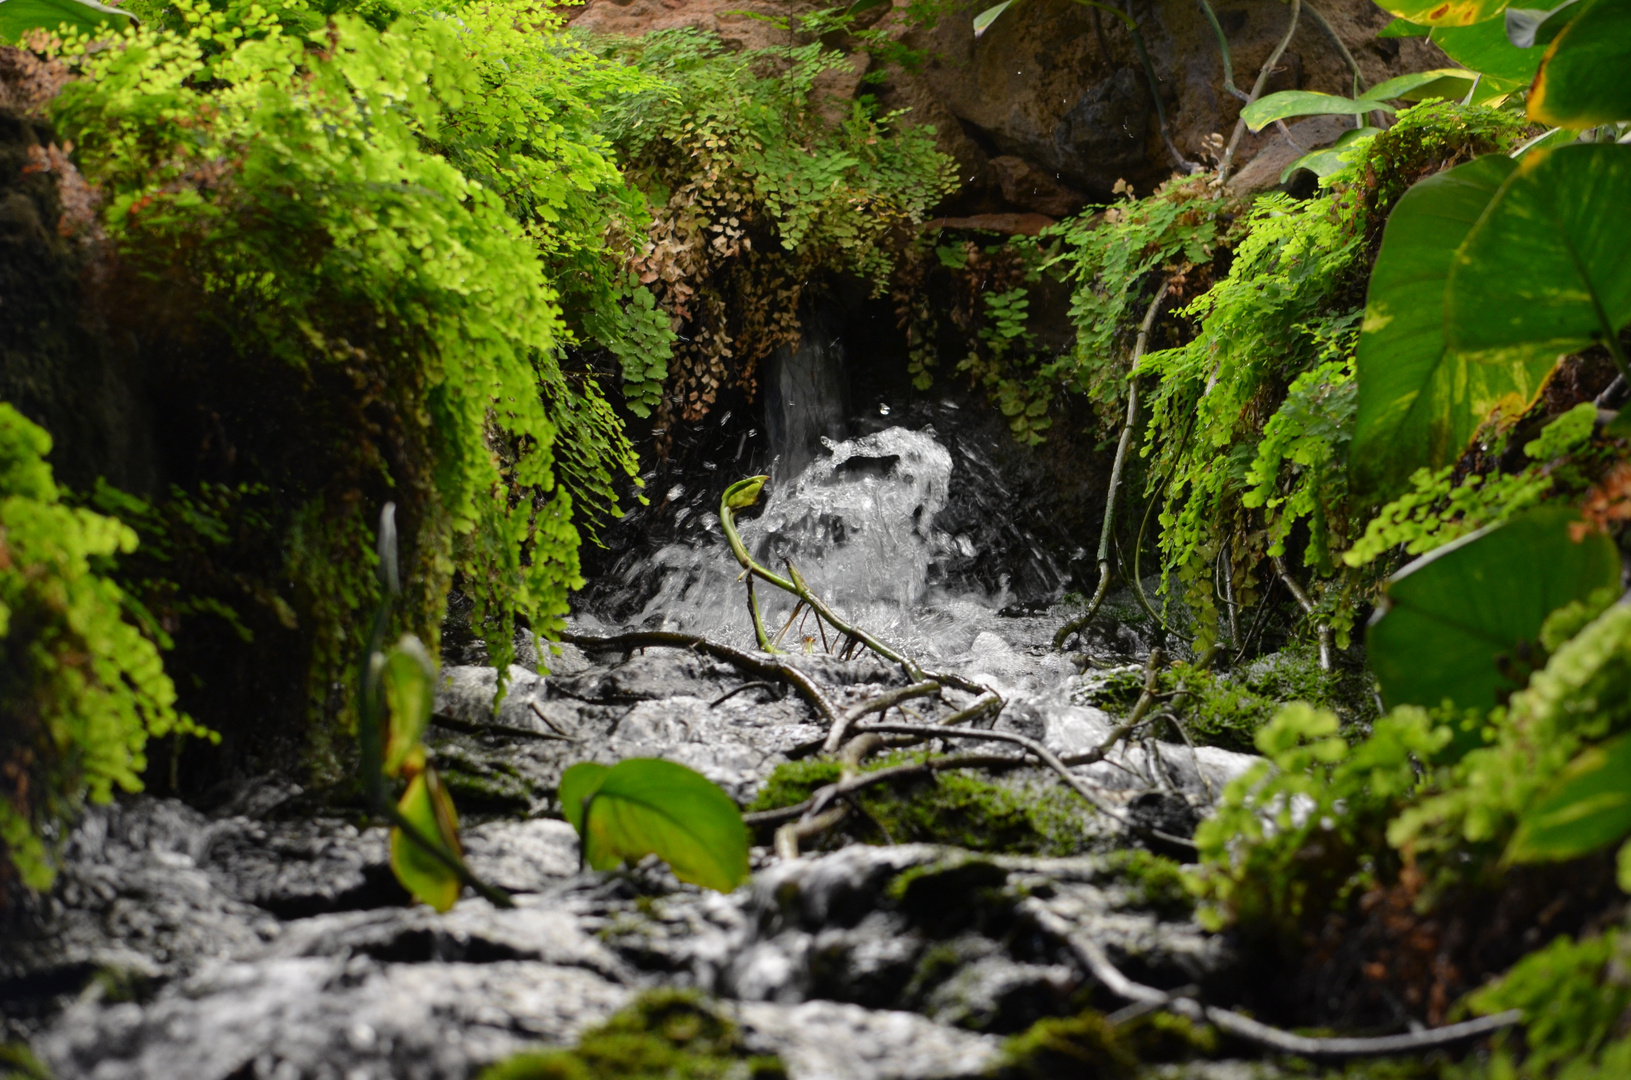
749, 759, 1092, 855
478, 990, 786, 1080
992, 1008, 1218, 1079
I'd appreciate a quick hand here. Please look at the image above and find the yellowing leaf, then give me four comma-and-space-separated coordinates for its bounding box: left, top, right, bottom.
391, 769, 464, 912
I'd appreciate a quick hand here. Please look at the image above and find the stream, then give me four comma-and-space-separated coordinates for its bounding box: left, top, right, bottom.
2, 338, 1270, 1080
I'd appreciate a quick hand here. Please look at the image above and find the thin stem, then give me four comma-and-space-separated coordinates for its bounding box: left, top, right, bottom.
1056, 281, 1169, 650
1195, 0, 1248, 101
1217, 0, 1302, 187
1271, 554, 1333, 671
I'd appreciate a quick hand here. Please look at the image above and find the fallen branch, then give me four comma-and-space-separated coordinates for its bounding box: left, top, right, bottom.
560, 630, 841, 726
1056, 282, 1170, 651
1021, 901, 1524, 1058
823, 679, 944, 753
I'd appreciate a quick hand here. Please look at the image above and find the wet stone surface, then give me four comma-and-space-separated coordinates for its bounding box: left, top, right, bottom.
6, 625, 1262, 1079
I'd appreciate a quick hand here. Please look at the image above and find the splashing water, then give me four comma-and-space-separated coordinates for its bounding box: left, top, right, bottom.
627, 427, 989, 654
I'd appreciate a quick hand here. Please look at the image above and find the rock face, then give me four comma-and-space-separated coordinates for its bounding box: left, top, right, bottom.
6, 618, 1262, 1080
569, 0, 1449, 208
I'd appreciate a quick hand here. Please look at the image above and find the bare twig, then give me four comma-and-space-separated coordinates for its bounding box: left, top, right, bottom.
1021, 901, 1523, 1057
823, 680, 944, 753
1060, 648, 1163, 768
1270, 554, 1333, 671
1056, 281, 1170, 651
430, 708, 576, 743
710, 681, 779, 708
560, 630, 841, 726
1217, 0, 1302, 186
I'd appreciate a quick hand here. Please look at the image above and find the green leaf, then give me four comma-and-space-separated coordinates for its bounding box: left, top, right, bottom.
1279, 128, 1380, 184
973, 0, 1016, 37
1241, 91, 1391, 133
1362, 67, 1482, 101
382, 635, 436, 778
1373, 0, 1510, 26
0, 0, 133, 43
1350, 155, 1524, 500
1529, 0, 1631, 127
1433, 16, 1548, 83
1446, 144, 1631, 368
1509, 732, 1631, 863
1367, 506, 1622, 711
1379, 15, 1433, 34
574, 758, 749, 893
391, 769, 464, 912
846, 0, 892, 14
559, 761, 610, 833
722, 474, 769, 510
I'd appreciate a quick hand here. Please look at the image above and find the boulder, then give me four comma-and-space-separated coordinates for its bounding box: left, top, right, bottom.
568, 0, 1451, 207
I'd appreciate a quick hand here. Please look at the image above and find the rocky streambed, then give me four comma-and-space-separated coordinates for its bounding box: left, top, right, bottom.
3, 609, 1287, 1080
5, 424, 1324, 1079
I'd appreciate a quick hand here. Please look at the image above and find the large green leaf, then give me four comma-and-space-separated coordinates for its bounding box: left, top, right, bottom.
572, 758, 749, 893
559, 761, 610, 833
1529, 0, 1631, 127
1509, 731, 1631, 863
1365, 68, 1483, 100
1374, 0, 1510, 26
391, 769, 464, 912
1349, 155, 1520, 500
1367, 506, 1622, 711
1431, 16, 1548, 83
1241, 91, 1390, 133
0, 0, 132, 42
1446, 144, 1631, 368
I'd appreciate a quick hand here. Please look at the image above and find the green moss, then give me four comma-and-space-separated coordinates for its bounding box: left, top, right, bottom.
477, 990, 786, 1080
1356, 101, 1530, 230
991, 1010, 1138, 1079
751, 760, 1091, 855
1101, 851, 1193, 920
992, 1007, 1220, 1079
429, 744, 535, 815
1081, 648, 1376, 755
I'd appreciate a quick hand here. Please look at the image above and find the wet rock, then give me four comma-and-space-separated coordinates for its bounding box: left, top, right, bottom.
1, 801, 279, 991
39, 957, 632, 1080
735, 999, 1003, 1080
196, 816, 403, 918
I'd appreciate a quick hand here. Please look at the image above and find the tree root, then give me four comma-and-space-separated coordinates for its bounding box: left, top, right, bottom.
560, 630, 841, 725
1022, 900, 1523, 1057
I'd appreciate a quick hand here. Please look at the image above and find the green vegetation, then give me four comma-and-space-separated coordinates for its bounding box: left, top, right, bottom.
477, 990, 786, 1080
560, 758, 750, 892
0, 0, 954, 884
750, 758, 1091, 855
993, 1008, 1216, 1078
0, 405, 212, 894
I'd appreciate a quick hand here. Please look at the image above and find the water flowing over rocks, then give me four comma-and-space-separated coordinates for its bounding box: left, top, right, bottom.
8, 425, 1279, 1078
